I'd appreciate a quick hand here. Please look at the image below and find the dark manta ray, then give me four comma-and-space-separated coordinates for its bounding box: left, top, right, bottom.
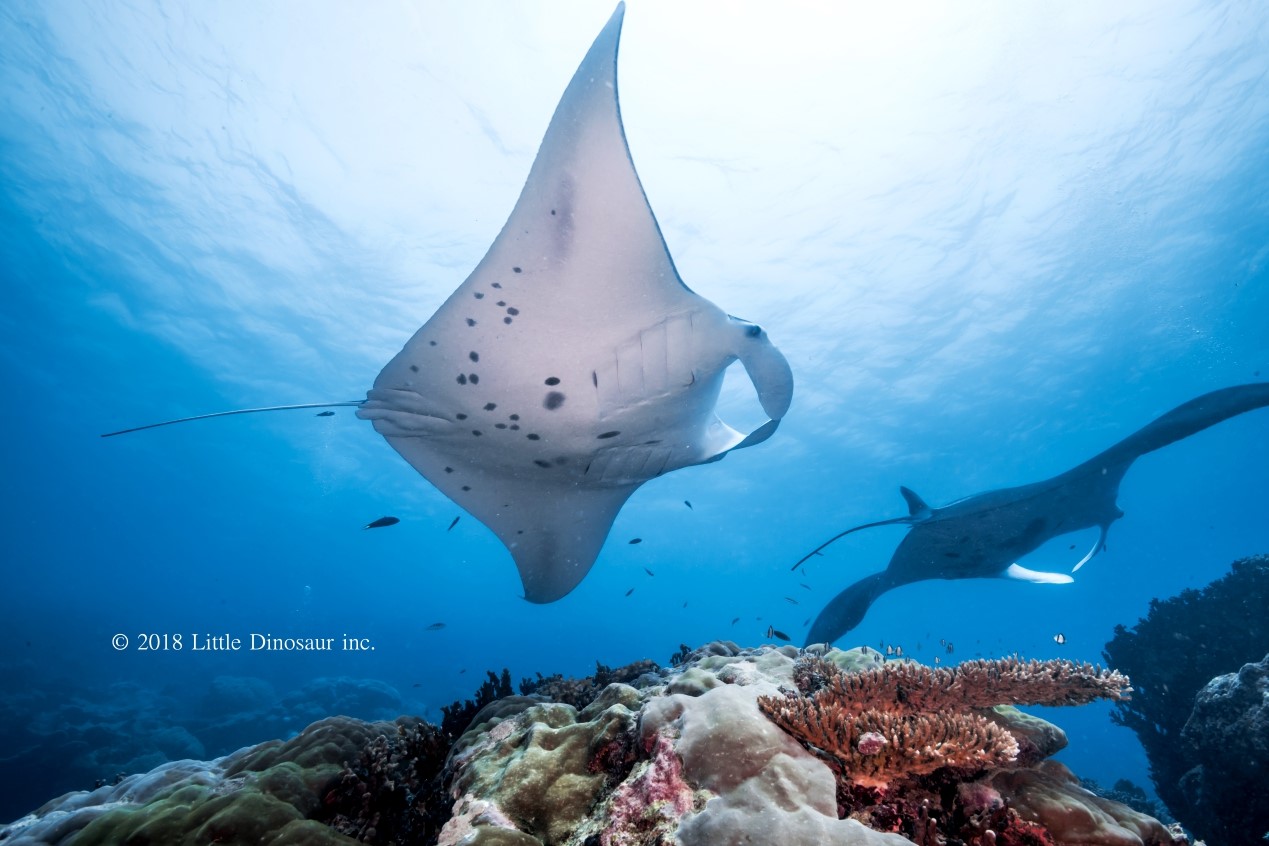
101, 4, 792, 604
801, 383, 1269, 646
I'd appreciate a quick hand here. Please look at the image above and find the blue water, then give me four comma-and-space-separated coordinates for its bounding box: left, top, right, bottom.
2, 0, 1267, 825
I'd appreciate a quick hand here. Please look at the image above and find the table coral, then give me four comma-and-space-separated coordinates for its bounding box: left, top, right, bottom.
757, 655, 1130, 793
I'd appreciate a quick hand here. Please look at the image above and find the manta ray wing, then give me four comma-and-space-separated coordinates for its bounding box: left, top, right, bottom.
357, 3, 793, 602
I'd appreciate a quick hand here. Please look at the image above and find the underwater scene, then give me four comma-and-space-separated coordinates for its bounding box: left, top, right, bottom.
2, 1, 1267, 844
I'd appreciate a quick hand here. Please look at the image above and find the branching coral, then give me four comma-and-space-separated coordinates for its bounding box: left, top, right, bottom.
758, 655, 1130, 791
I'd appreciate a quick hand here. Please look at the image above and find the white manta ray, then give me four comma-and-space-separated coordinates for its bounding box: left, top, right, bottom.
105, 3, 794, 603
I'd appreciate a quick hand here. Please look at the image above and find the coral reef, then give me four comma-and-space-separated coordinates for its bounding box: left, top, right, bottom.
321, 718, 451, 843
0, 672, 407, 823
1173, 653, 1269, 845
1103, 553, 1269, 833
0, 643, 1183, 846
758, 655, 1130, 796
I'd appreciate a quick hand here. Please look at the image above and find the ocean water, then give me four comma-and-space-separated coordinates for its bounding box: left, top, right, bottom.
1, 0, 1267, 826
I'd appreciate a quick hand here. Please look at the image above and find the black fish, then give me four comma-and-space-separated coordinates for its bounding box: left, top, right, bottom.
644, 567, 655, 576
425, 622, 445, 631
629, 538, 643, 545
802, 384, 1269, 645
448, 516, 460, 531
731, 617, 740, 625
315, 410, 335, 417
363, 516, 400, 529
625, 587, 634, 597
784, 596, 799, 604
765, 625, 790, 642
800, 583, 812, 590
684, 500, 693, 510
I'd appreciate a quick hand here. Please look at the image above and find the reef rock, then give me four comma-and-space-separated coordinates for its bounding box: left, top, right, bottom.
1174, 653, 1269, 846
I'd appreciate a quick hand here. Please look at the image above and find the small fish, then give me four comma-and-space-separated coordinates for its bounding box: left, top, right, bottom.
412, 682, 421, 687
625, 587, 634, 597
628, 538, 643, 545
766, 625, 790, 642
425, 622, 446, 631
682, 601, 688, 608
459, 668, 466, 674
886, 645, 894, 656
315, 410, 335, 417
643, 567, 655, 576
684, 500, 693, 510
731, 617, 740, 625
448, 516, 460, 531
895, 645, 904, 657
802, 617, 810, 626
946, 643, 954, 654
1053, 632, 1066, 645
784, 596, 799, 605
800, 583, 812, 590
363, 516, 400, 529
934, 656, 941, 665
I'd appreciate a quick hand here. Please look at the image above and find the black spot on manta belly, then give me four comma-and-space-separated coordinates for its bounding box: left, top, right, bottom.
592, 371, 598, 387
456, 374, 467, 385
495, 423, 507, 429
429, 340, 437, 346
597, 431, 620, 439
534, 459, 552, 469
469, 374, 479, 384
526, 433, 540, 440
507, 307, 519, 316
472, 430, 482, 437
444, 466, 453, 473
469, 351, 479, 362
510, 414, 520, 421
544, 392, 565, 410
461, 485, 471, 491
504, 317, 512, 324
474, 292, 484, 299
512, 267, 521, 273
484, 402, 497, 411
509, 424, 520, 431
410, 364, 419, 372
466, 318, 476, 326
493, 281, 504, 288
545, 376, 560, 385
496, 300, 506, 307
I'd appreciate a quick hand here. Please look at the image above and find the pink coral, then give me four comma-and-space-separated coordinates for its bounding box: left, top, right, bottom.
857, 731, 887, 755
602, 732, 695, 846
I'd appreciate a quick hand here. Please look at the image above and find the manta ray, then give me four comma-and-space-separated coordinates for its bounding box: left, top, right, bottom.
103, 3, 793, 603
799, 383, 1269, 646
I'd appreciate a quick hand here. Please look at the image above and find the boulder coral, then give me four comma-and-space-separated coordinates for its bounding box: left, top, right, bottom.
0, 642, 1185, 846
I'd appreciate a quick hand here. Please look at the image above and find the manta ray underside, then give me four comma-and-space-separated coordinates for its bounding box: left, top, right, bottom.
799, 383, 1269, 646
103, 3, 794, 604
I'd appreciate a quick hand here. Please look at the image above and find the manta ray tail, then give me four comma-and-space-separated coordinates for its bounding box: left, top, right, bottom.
804, 571, 893, 646
100, 401, 366, 437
